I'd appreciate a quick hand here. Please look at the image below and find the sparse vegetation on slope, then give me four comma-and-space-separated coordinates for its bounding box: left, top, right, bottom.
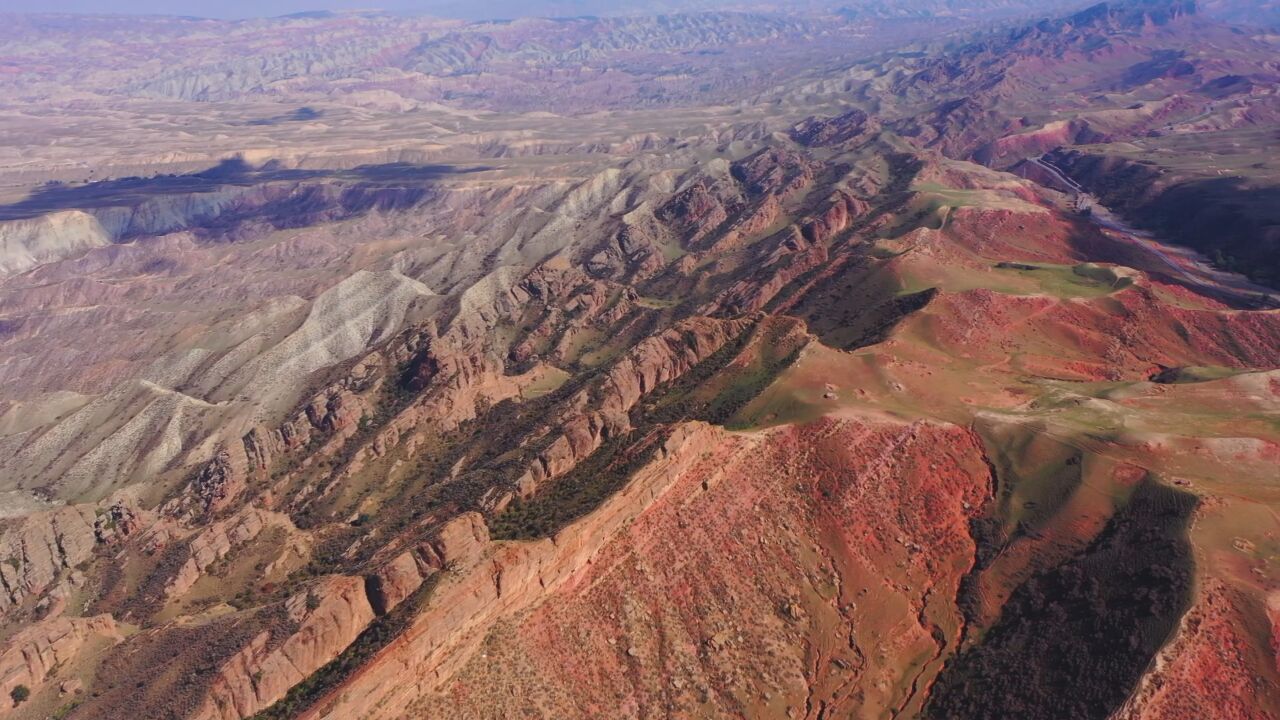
248, 576, 441, 720
491, 319, 804, 540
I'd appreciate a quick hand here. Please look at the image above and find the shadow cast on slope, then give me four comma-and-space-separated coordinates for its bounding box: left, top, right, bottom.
1131, 176, 1280, 290
924, 480, 1197, 720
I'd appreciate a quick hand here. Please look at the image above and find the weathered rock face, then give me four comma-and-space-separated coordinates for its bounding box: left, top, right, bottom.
185, 450, 248, 520
365, 552, 424, 617
163, 507, 290, 602
237, 381, 380, 479
0, 507, 99, 619
801, 191, 869, 245
297, 423, 728, 720
302, 415, 995, 719
700, 194, 782, 254
731, 148, 816, 200
70, 575, 377, 720
367, 513, 490, 616
655, 180, 732, 248
62, 509, 494, 720
192, 575, 377, 720
506, 266, 636, 367
93, 501, 142, 544
710, 232, 828, 316
790, 109, 881, 148
583, 221, 669, 282
705, 190, 868, 317
507, 316, 754, 504
172, 318, 519, 525
0, 613, 122, 709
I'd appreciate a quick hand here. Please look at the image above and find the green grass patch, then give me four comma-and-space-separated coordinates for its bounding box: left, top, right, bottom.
634, 295, 679, 310
521, 366, 571, 400
990, 262, 1132, 298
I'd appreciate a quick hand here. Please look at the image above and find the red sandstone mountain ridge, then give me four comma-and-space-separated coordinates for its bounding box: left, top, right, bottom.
0, 0, 1277, 718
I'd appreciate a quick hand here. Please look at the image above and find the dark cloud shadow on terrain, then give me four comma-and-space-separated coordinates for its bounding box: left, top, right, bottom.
0, 158, 493, 223
246, 106, 324, 126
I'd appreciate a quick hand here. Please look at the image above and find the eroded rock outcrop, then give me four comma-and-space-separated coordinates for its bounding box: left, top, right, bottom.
300, 423, 727, 720
655, 180, 732, 248
731, 147, 816, 199
367, 513, 490, 616
706, 191, 867, 316
303, 414, 995, 719
192, 575, 377, 720
0, 613, 122, 709
0, 507, 99, 618
164, 507, 294, 602
790, 109, 881, 148
801, 190, 869, 245
503, 316, 753, 506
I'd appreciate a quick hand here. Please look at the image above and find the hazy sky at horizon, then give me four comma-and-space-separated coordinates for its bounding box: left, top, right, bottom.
1, 0, 773, 20
1, 1, 483, 18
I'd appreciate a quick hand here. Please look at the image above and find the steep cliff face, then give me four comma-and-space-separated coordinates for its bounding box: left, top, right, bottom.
366, 513, 489, 616
0, 614, 122, 711
299, 415, 995, 719
191, 576, 377, 720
